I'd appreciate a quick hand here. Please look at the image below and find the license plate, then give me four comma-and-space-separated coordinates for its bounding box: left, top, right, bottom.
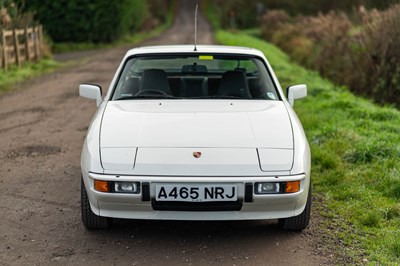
155, 184, 238, 202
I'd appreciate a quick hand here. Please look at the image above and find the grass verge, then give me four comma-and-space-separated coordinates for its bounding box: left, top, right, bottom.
215, 29, 400, 264
0, 59, 61, 94
204, 3, 400, 263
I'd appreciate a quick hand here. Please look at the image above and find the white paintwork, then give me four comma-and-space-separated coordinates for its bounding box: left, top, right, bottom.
100, 101, 293, 149
284, 102, 311, 176
258, 148, 293, 171
287, 84, 307, 106
101, 148, 137, 171
134, 148, 260, 176
80, 101, 106, 174
79, 84, 103, 106
79, 45, 311, 221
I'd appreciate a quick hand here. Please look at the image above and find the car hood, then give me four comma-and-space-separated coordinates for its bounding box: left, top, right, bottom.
100, 100, 293, 149
99, 100, 294, 175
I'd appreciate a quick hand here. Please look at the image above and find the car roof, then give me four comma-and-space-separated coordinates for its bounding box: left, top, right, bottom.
126, 45, 265, 58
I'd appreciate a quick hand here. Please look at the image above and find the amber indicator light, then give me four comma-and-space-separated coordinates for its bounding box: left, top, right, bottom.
285, 181, 300, 193
94, 180, 109, 192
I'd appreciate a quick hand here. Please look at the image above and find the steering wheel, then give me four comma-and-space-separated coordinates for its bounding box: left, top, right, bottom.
135, 89, 169, 96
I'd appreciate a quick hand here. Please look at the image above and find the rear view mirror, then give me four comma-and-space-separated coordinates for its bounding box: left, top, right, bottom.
79, 84, 102, 107
287, 84, 307, 106
181, 64, 208, 73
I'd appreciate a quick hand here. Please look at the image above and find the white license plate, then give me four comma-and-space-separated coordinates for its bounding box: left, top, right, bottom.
155, 184, 238, 202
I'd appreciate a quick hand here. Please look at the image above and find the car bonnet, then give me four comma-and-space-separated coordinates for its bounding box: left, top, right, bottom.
100, 100, 293, 149
98, 100, 294, 175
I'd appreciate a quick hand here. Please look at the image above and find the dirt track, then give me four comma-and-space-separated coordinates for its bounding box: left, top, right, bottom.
0, 1, 331, 265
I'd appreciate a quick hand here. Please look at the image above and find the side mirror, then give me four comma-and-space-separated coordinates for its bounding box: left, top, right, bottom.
79, 84, 102, 107
287, 84, 307, 106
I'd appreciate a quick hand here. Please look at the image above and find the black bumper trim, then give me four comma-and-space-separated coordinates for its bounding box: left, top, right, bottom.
244, 183, 253, 202
142, 182, 150, 201
152, 200, 243, 211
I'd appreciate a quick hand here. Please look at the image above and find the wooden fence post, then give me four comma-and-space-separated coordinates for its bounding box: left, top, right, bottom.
0, 25, 43, 70
33, 25, 38, 61
1, 29, 7, 71
24, 27, 30, 61
38, 25, 43, 58
13, 29, 21, 67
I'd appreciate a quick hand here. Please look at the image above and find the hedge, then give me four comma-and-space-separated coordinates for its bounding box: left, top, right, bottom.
211, 0, 400, 29
23, 0, 146, 43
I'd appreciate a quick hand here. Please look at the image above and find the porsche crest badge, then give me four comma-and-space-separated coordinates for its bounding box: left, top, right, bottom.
193, 152, 202, 158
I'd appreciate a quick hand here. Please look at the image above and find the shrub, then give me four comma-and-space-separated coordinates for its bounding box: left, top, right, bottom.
260, 10, 290, 41
208, 0, 400, 29
1, 7, 12, 28
142, 0, 173, 31
212, 0, 265, 29
270, 23, 314, 66
297, 12, 353, 80
1, 1, 34, 29
147, 0, 171, 24
258, 4, 400, 106
266, 11, 354, 79
351, 5, 400, 104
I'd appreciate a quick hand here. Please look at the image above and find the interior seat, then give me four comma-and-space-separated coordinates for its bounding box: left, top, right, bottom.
217, 70, 251, 98
180, 77, 208, 97
138, 69, 172, 95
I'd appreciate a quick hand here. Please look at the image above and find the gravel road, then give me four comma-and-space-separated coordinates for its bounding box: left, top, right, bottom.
0, 1, 331, 265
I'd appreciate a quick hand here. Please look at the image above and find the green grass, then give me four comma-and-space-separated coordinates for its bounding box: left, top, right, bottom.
0, 59, 61, 94
211, 28, 400, 265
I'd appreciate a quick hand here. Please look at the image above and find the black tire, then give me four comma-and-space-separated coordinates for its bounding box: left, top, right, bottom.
81, 178, 110, 230
278, 182, 311, 231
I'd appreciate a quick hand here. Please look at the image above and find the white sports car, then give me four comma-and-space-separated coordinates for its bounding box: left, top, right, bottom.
79, 45, 311, 231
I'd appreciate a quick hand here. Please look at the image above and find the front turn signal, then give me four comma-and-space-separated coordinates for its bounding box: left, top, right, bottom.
94, 180, 110, 192
285, 181, 300, 193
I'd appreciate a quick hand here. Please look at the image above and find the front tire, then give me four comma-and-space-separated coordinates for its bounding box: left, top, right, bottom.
278, 182, 311, 231
81, 178, 110, 229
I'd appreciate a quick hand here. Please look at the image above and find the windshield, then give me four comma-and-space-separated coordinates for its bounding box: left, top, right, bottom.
111, 54, 280, 101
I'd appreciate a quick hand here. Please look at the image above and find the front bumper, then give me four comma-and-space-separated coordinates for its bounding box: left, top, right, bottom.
83, 172, 309, 221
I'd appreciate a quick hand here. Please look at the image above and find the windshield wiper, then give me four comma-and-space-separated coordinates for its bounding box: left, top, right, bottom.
115, 94, 181, 100
215, 96, 244, 99
193, 95, 244, 99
